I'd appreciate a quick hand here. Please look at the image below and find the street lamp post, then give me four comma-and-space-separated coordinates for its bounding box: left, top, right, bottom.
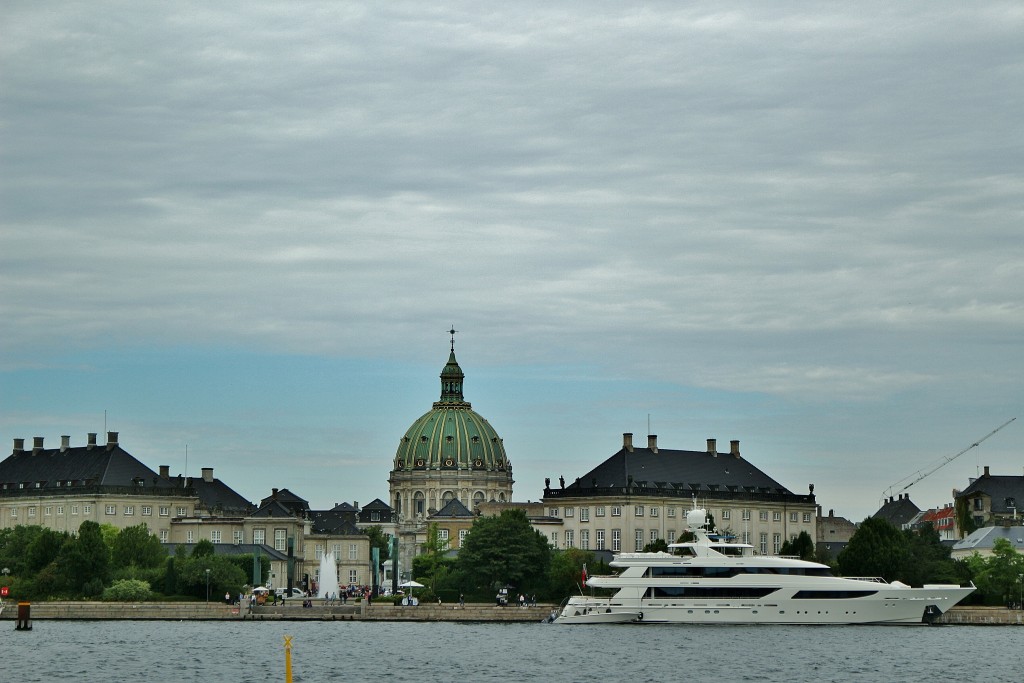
1018, 574, 1022, 610
205, 568, 211, 603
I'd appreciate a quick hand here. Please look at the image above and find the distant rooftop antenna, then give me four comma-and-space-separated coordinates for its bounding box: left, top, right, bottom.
448, 325, 458, 351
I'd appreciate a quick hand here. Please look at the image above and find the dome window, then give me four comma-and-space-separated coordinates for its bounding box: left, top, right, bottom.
471, 436, 480, 444
420, 435, 428, 443
446, 435, 454, 443
444, 458, 454, 467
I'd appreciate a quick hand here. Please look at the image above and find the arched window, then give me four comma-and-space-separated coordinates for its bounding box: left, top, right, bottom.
414, 491, 425, 516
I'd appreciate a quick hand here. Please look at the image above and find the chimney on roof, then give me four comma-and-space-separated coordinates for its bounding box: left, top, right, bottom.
707, 438, 717, 456
87, 433, 97, 449
61, 435, 70, 451
730, 440, 741, 458
984, 466, 990, 477
647, 435, 658, 453
32, 437, 44, 453
623, 432, 634, 452
354, 501, 359, 509
106, 432, 118, 450
272, 488, 279, 499
159, 465, 170, 478
201, 467, 213, 483
13, 438, 25, 454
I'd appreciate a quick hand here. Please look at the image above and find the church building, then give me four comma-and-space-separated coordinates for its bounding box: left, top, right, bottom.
388, 333, 513, 577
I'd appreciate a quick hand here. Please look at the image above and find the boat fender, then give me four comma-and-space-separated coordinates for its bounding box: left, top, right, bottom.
637, 612, 643, 622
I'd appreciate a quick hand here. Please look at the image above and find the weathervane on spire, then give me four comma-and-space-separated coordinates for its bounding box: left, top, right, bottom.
448, 325, 458, 352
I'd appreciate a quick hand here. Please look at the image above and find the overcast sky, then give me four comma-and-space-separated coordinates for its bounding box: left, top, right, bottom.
2, 3, 1022, 522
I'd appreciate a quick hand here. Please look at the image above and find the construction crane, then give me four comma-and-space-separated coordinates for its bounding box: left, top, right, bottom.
880, 417, 1016, 504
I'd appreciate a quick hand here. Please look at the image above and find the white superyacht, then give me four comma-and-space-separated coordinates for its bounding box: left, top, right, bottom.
556, 507, 973, 625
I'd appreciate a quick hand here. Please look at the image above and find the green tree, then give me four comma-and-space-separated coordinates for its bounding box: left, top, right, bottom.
456, 509, 551, 595
901, 523, 959, 585
780, 531, 815, 561
642, 539, 669, 553
954, 497, 978, 538
57, 520, 111, 594
547, 547, 597, 599
112, 524, 167, 569
837, 517, 909, 582
25, 527, 70, 573
192, 539, 216, 558
968, 539, 1024, 606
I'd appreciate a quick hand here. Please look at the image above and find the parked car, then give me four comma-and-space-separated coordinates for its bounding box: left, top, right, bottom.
274, 588, 305, 599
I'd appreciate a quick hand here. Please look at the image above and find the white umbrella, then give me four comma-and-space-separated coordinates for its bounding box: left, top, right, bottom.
399, 580, 424, 589
251, 586, 270, 593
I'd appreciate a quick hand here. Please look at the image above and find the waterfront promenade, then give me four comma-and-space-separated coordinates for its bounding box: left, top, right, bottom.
2, 601, 1021, 624
0, 600, 554, 622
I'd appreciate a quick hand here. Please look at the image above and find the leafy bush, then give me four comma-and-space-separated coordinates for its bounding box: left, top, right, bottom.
102, 578, 152, 602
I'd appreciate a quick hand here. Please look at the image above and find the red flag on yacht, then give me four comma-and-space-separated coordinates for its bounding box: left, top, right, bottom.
581, 563, 588, 585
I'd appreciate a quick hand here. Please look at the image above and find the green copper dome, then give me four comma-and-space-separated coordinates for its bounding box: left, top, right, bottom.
393, 348, 510, 473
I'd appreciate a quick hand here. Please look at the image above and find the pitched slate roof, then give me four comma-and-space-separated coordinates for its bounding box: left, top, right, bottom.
957, 474, 1024, 514
431, 498, 474, 518
872, 494, 921, 527
952, 525, 1024, 554
545, 442, 807, 504
164, 542, 290, 561
250, 499, 301, 519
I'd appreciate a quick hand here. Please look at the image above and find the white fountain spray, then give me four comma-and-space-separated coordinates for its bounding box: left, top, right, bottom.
317, 552, 340, 600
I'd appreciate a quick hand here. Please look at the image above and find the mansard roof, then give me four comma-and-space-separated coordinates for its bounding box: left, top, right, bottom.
309, 508, 361, 535
544, 437, 809, 504
250, 499, 301, 519
1, 434, 160, 491
957, 472, 1024, 513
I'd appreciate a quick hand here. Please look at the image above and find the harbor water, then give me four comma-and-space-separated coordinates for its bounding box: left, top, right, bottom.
2, 620, 1018, 683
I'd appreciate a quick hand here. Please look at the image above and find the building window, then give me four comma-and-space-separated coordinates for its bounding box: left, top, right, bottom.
722, 509, 731, 520
28, 507, 37, 518
233, 530, 243, 544
773, 533, 782, 554
634, 506, 644, 517
459, 529, 468, 545
580, 507, 590, 522
371, 511, 380, 522
315, 544, 324, 560
564, 507, 574, 518
349, 570, 358, 584
611, 506, 621, 517
566, 530, 574, 548
105, 505, 116, 515
159, 506, 170, 516
973, 498, 983, 511
438, 529, 450, 549
667, 507, 676, 518
44, 506, 53, 516
742, 531, 751, 545
790, 512, 798, 522
253, 529, 266, 545
56, 506, 64, 515
773, 511, 782, 522
124, 506, 134, 516
549, 508, 559, 517
667, 530, 676, 543
650, 530, 658, 543
635, 529, 644, 551
141, 506, 152, 516
274, 529, 287, 552
349, 543, 358, 560
10, 508, 17, 519
596, 506, 606, 517
176, 506, 187, 517
159, 529, 169, 542
211, 530, 221, 544
612, 529, 621, 552
186, 530, 194, 543
83, 505, 92, 515
550, 531, 558, 546
742, 509, 751, 521
71, 505, 79, 515
332, 543, 341, 555
650, 507, 659, 518
581, 530, 589, 550
596, 530, 606, 550
759, 510, 768, 521
759, 533, 768, 555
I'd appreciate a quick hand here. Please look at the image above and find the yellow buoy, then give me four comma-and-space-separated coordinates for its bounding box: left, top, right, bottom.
284, 635, 293, 683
